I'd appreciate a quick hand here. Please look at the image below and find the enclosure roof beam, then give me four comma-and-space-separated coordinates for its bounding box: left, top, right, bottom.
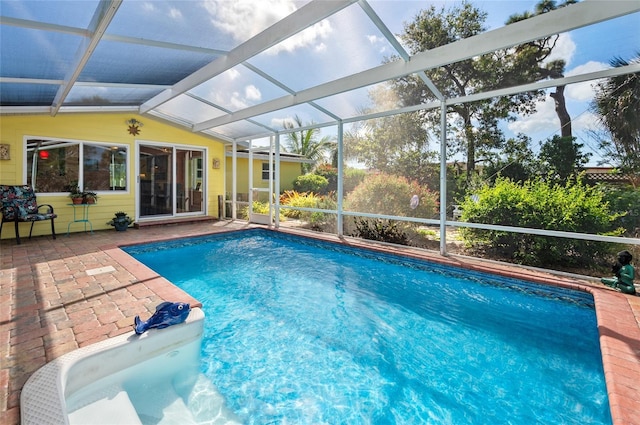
50, 0, 122, 116
357, 0, 444, 101
447, 63, 640, 106
193, 0, 640, 132
139, 0, 358, 114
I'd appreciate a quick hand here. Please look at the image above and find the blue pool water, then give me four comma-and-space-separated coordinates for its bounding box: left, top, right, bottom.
124, 229, 610, 424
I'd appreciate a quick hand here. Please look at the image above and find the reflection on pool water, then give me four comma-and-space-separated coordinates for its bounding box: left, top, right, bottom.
124, 229, 611, 425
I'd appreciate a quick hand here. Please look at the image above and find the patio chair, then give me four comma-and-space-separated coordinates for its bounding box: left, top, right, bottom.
0, 185, 57, 244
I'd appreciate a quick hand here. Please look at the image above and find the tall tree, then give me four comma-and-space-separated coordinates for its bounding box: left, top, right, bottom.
283, 115, 335, 173
506, 0, 577, 138
592, 54, 640, 181
387, 2, 545, 178
538, 135, 591, 183
483, 134, 538, 184
356, 0, 576, 185
345, 104, 438, 187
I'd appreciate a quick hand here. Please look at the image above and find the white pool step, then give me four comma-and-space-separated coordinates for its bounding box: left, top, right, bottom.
68, 388, 142, 425
132, 385, 198, 425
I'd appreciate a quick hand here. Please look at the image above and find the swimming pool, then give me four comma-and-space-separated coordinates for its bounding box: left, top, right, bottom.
124, 229, 611, 424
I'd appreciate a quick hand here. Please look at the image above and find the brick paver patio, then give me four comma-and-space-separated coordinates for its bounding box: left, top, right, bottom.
1, 220, 638, 425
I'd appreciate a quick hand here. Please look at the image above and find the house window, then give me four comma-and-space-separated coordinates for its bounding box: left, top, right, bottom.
26, 138, 128, 193
261, 162, 274, 181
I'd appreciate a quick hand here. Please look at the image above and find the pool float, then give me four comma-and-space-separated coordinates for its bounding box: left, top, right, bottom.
134, 301, 191, 334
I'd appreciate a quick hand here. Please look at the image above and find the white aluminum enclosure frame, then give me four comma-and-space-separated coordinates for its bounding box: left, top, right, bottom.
3, 0, 640, 253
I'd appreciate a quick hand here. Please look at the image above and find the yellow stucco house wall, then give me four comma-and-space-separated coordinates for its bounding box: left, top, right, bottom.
0, 113, 226, 240
225, 155, 303, 200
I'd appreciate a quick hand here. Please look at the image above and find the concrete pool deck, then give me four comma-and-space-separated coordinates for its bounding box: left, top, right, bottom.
1, 220, 639, 425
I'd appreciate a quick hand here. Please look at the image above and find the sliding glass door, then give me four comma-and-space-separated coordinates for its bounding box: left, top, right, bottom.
176, 149, 203, 213
138, 144, 204, 219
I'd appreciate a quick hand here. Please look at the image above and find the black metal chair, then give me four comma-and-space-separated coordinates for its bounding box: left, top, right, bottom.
0, 185, 57, 244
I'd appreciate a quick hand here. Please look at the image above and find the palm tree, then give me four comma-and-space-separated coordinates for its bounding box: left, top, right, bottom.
592, 54, 640, 181
284, 115, 335, 173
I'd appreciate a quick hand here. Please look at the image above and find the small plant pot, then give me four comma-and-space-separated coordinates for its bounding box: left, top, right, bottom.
114, 221, 129, 231
71, 197, 84, 204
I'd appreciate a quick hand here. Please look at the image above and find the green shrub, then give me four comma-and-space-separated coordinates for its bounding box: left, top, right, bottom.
306, 165, 365, 195
278, 190, 336, 232
293, 174, 328, 193
344, 173, 439, 218
308, 196, 338, 232
459, 177, 623, 267
352, 218, 409, 245
600, 184, 640, 237
239, 201, 285, 221
280, 190, 321, 219
313, 164, 338, 193
344, 168, 366, 194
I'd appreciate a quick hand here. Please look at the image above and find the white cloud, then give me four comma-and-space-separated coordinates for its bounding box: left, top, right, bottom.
366, 34, 391, 54
245, 85, 261, 101
565, 61, 608, 101
572, 110, 599, 133
229, 92, 248, 110
270, 117, 288, 128
508, 92, 601, 140
367, 35, 383, 44
267, 20, 332, 55
545, 33, 576, 67
168, 8, 183, 20
204, 72, 262, 110
209, 88, 248, 110
507, 58, 610, 138
202, 0, 332, 55
141, 2, 155, 12
508, 95, 558, 136
226, 69, 240, 81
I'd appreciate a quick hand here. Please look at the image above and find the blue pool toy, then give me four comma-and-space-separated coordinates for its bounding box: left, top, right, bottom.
134, 301, 191, 335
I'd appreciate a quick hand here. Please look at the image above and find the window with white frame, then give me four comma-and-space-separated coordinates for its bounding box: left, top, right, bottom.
261, 162, 273, 181
26, 138, 128, 193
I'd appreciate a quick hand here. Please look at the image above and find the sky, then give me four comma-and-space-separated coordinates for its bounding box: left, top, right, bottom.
2, 0, 638, 165
205, 0, 638, 166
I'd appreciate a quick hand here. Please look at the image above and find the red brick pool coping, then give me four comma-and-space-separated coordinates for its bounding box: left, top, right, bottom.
1, 221, 638, 425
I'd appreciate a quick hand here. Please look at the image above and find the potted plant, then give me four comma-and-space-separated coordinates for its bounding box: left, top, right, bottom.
82, 190, 98, 204
68, 186, 84, 204
107, 211, 134, 231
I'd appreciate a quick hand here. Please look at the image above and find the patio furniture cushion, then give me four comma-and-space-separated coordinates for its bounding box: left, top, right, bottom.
0, 185, 57, 244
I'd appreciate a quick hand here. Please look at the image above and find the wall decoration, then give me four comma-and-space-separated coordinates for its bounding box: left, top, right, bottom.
212, 158, 220, 169
0, 144, 9, 160
126, 118, 143, 136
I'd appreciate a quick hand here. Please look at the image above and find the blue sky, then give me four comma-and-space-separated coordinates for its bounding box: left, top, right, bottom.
2, 0, 638, 164
219, 0, 638, 165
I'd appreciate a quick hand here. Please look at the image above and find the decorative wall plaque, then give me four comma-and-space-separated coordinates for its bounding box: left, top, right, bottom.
0, 144, 9, 160
126, 118, 143, 136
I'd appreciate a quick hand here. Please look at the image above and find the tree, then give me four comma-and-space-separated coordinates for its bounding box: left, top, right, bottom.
344, 107, 438, 188
386, 2, 546, 179
483, 134, 538, 184
592, 54, 640, 180
538, 135, 590, 183
356, 0, 576, 186
283, 115, 335, 173
505, 0, 577, 138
